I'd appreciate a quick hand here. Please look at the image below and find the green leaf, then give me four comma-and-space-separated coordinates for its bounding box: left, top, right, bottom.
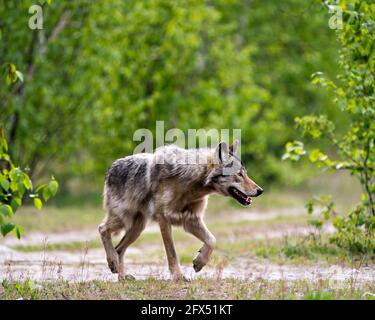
323, 210, 330, 220
48, 179, 59, 197
15, 70, 24, 83
10, 197, 22, 212
309, 219, 323, 230
1, 222, 15, 237
35, 183, 46, 193
9, 168, 21, 182
0, 179, 9, 191
22, 175, 33, 190
0, 204, 13, 217
42, 187, 51, 202
17, 182, 25, 195
14, 226, 23, 239
6, 63, 18, 85
34, 198, 43, 210
1, 136, 8, 152
10, 181, 18, 192
305, 201, 314, 215
309, 149, 328, 163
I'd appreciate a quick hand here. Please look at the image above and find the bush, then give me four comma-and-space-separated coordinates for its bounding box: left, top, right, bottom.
283, 0, 374, 254
0, 128, 58, 237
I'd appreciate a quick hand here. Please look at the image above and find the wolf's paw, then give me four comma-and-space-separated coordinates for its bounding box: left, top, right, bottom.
118, 274, 136, 281
172, 273, 191, 282
192, 254, 207, 273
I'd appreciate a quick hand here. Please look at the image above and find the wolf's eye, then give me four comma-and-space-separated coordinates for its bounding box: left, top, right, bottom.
239, 171, 244, 178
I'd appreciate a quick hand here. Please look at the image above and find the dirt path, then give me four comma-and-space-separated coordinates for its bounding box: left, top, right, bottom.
0, 208, 374, 285
1, 247, 375, 284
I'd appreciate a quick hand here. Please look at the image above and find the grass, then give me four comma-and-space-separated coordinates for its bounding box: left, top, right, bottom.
2, 174, 373, 300
12, 206, 104, 233
252, 236, 374, 266
10, 208, 372, 268
1, 278, 374, 300
12, 240, 102, 252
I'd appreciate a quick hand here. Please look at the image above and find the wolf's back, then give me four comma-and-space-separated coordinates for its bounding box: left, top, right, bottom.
104, 153, 153, 203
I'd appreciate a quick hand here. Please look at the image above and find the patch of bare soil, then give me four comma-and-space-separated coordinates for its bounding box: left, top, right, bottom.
1, 247, 375, 284
0, 208, 374, 284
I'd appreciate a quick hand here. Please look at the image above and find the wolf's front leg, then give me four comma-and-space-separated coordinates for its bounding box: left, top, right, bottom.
98, 222, 120, 274
158, 218, 190, 282
183, 218, 216, 272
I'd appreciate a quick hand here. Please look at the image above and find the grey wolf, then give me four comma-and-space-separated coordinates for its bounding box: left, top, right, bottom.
99, 140, 263, 281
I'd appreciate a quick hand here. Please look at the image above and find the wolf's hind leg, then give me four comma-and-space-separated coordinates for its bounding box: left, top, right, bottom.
183, 218, 216, 272
98, 217, 122, 274
158, 218, 190, 282
115, 213, 146, 280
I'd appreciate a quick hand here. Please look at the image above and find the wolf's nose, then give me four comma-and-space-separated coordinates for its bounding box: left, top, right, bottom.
256, 188, 263, 196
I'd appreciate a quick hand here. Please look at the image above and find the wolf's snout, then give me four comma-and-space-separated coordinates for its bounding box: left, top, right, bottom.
255, 187, 263, 197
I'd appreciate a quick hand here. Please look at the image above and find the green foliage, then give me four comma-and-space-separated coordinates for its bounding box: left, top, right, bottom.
0, 128, 58, 238
304, 290, 335, 300
305, 195, 336, 231
331, 203, 375, 253
1, 280, 40, 300
282, 141, 306, 162
2, 63, 24, 85
0, 1, 59, 237
0, 0, 341, 186
215, 0, 343, 180
283, 0, 375, 254
295, 115, 335, 139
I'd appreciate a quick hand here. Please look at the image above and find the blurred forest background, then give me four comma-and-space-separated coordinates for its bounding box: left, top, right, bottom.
1, 0, 344, 192
0, 0, 374, 299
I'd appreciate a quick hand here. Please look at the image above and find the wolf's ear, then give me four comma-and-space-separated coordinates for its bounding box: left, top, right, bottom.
229, 139, 239, 154
214, 141, 230, 164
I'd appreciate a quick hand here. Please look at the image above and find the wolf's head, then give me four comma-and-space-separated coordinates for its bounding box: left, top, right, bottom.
205, 140, 263, 206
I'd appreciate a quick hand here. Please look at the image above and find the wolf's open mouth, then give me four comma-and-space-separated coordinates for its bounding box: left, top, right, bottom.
228, 187, 252, 206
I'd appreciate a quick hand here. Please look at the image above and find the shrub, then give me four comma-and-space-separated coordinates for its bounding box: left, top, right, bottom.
283, 0, 374, 254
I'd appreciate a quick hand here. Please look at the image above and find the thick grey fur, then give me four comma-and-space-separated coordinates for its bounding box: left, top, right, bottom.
99, 142, 262, 281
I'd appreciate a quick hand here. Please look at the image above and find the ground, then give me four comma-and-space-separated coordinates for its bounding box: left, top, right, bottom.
0, 177, 374, 300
